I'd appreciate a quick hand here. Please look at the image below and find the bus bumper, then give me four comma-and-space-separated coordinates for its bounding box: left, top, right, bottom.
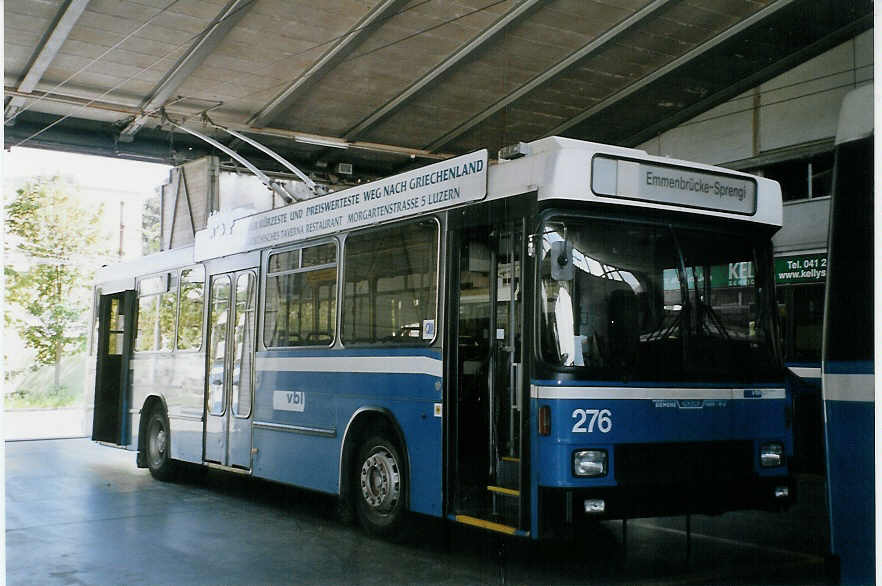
538, 476, 794, 537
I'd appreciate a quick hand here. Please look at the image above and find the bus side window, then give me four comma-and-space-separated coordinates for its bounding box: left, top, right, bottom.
264, 242, 337, 348
157, 275, 177, 352
342, 220, 439, 345
177, 266, 205, 351
135, 273, 177, 352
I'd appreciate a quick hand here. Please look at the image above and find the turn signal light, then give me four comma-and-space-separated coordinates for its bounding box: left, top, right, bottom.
539, 405, 551, 436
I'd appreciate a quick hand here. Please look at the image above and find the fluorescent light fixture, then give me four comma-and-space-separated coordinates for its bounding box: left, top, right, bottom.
294, 134, 349, 149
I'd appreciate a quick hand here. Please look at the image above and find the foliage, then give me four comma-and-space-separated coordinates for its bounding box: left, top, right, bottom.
142, 194, 161, 255
5, 353, 87, 409
4, 176, 109, 380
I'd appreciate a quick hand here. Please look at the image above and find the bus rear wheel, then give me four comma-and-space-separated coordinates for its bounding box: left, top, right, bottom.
145, 407, 175, 481
355, 436, 407, 538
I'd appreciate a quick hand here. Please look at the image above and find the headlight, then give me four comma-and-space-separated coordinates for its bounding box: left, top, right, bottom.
573, 450, 607, 477
760, 442, 784, 467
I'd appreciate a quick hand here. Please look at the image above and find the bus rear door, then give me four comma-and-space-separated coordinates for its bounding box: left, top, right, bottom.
205, 270, 257, 469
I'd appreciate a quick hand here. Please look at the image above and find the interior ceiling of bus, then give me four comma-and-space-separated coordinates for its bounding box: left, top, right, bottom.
4, 0, 872, 184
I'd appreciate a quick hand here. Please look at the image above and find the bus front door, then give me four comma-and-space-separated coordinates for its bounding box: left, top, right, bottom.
204, 271, 257, 469
452, 221, 525, 530
92, 290, 135, 444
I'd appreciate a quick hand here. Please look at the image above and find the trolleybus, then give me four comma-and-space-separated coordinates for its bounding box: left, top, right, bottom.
89, 136, 793, 539
821, 84, 874, 584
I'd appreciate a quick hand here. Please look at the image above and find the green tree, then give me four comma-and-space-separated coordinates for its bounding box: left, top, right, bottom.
5, 176, 108, 389
142, 194, 161, 255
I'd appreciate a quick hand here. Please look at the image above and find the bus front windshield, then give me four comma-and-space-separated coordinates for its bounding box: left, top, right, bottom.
538, 218, 781, 382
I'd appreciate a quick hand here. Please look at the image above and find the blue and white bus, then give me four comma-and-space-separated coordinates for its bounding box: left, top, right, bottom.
89, 136, 793, 539
821, 84, 874, 584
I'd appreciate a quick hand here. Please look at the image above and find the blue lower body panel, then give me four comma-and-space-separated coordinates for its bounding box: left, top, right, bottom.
251, 349, 444, 518
529, 382, 793, 537
825, 399, 875, 585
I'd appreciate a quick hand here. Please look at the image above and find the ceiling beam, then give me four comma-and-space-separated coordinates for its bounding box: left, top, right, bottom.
4, 0, 90, 125
5, 86, 452, 160
248, 0, 408, 128
343, 0, 544, 140
118, 0, 254, 142
621, 14, 874, 148
543, 0, 796, 139
423, 0, 672, 152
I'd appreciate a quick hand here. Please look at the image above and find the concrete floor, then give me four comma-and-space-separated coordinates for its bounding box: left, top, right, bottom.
3, 407, 87, 441
6, 438, 830, 585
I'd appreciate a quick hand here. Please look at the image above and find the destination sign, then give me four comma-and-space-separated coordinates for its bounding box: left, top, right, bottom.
591, 155, 757, 215
194, 150, 488, 261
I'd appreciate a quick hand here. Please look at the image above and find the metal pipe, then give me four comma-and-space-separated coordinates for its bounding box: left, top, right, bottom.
3, 86, 454, 161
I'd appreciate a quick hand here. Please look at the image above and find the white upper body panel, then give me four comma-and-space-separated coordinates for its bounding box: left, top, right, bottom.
94, 246, 195, 291
835, 83, 873, 145
96, 137, 782, 284
486, 136, 782, 227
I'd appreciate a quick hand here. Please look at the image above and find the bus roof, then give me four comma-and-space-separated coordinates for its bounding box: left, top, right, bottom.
191, 137, 780, 262
94, 245, 194, 291
95, 137, 782, 283
486, 136, 781, 226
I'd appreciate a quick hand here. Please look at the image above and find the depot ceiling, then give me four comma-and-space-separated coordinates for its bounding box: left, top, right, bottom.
4, 0, 872, 183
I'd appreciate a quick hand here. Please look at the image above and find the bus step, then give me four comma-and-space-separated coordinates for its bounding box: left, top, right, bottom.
488, 485, 520, 524
497, 457, 520, 490
455, 515, 519, 536
487, 485, 520, 497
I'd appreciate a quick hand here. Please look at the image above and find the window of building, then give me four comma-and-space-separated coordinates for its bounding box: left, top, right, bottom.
776, 283, 824, 363
754, 151, 833, 202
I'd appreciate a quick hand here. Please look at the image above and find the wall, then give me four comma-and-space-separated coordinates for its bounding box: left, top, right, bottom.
638, 30, 873, 167
159, 156, 314, 250
160, 156, 218, 250
636, 30, 872, 257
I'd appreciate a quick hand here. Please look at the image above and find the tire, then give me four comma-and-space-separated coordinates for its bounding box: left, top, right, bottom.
145, 407, 175, 481
355, 435, 408, 538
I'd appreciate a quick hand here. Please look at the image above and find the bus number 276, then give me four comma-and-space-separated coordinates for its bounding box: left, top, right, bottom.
571, 409, 612, 433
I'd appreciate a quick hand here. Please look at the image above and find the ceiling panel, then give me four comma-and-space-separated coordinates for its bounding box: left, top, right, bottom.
3, 0, 871, 185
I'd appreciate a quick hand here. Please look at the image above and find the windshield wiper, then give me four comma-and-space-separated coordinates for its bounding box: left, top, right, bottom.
696, 299, 731, 340
643, 311, 681, 342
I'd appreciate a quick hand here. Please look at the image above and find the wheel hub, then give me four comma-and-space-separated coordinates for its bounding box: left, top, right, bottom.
149, 420, 167, 466
360, 449, 400, 513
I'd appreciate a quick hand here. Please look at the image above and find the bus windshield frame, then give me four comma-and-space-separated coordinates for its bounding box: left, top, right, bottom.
537, 214, 782, 383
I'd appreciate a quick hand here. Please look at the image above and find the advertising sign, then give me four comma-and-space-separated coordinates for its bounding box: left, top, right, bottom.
195, 149, 488, 261
774, 253, 827, 284
663, 262, 755, 291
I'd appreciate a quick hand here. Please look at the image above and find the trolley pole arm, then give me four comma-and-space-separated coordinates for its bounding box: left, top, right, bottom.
207, 118, 325, 197
162, 112, 296, 203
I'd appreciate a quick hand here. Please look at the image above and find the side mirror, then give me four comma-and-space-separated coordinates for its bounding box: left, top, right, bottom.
551, 240, 574, 281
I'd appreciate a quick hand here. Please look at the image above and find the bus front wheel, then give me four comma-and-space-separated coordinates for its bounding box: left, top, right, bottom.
355, 436, 407, 538
145, 407, 175, 481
